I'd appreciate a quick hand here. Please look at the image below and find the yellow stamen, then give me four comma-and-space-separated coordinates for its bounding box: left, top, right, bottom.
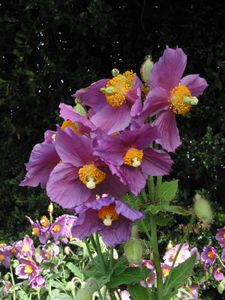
163, 268, 170, 277
40, 216, 49, 227
207, 250, 215, 259
169, 84, 192, 115
45, 251, 52, 259
0, 254, 5, 261
223, 233, 225, 239
78, 164, 106, 189
24, 265, 33, 274
32, 227, 40, 236
123, 148, 143, 167
52, 224, 61, 232
11, 248, 17, 255
61, 119, 80, 133
22, 244, 30, 253
102, 70, 136, 107
98, 204, 119, 226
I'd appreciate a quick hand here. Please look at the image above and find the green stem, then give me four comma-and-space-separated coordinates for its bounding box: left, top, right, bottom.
10, 265, 16, 300
148, 176, 155, 201
95, 233, 107, 273
84, 239, 97, 267
109, 247, 114, 270
150, 213, 163, 300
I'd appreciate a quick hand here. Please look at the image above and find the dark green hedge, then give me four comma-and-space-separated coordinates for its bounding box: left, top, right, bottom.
1, 0, 225, 242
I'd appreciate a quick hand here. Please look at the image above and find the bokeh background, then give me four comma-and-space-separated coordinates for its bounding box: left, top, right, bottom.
0, 1, 225, 295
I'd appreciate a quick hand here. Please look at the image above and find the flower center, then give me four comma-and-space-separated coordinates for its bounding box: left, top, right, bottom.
22, 244, 30, 253
61, 119, 80, 134
169, 84, 197, 115
78, 164, 106, 189
123, 148, 143, 167
40, 216, 49, 227
52, 224, 61, 232
24, 265, 33, 274
101, 70, 135, 107
98, 204, 119, 226
32, 227, 40, 236
11, 248, 17, 255
207, 250, 215, 259
163, 268, 170, 277
223, 233, 225, 239
0, 254, 5, 261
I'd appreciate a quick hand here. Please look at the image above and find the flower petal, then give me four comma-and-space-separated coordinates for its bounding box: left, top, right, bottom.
180, 74, 208, 97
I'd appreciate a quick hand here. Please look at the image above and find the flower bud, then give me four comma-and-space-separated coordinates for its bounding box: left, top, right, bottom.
131, 225, 139, 239
48, 202, 54, 214
112, 68, 120, 77
75, 287, 92, 300
74, 99, 87, 117
124, 238, 143, 264
218, 280, 225, 294
193, 193, 213, 224
64, 246, 71, 255
66, 281, 75, 292
140, 55, 154, 84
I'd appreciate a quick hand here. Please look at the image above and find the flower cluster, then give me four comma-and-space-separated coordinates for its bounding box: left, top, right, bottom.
20, 47, 207, 247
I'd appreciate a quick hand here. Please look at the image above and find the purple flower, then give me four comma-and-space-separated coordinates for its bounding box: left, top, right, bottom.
221, 249, 225, 262
139, 47, 208, 152
26, 216, 50, 244
30, 276, 46, 289
140, 259, 156, 288
15, 258, 42, 280
216, 227, 225, 247
14, 235, 35, 259
20, 131, 60, 188
72, 196, 144, 246
74, 71, 143, 134
201, 246, 217, 265
50, 215, 77, 242
36, 243, 60, 263
94, 124, 173, 195
0, 245, 12, 268
178, 285, 199, 299
116, 290, 131, 300
161, 263, 171, 278
46, 128, 128, 208
163, 243, 192, 267
213, 266, 224, 281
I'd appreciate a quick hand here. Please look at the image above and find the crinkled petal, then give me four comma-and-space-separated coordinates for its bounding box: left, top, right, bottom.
115, 200, 144, 221
47, 163, 92, 208
153, 110, 181, 152
151, 47, 187, 91
90, 104, 131, 134
141, 148, 173, 176
180, 74, 208, 97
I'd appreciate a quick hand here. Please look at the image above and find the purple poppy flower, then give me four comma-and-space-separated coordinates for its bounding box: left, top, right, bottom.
0, 245, 12, 268
163, 243, 192, 267
50, 215, 76, 242
201, 246, 217, 265
46, 128, 128, 208
178, 285, 199, 299
14, 235, 35, 259
213, 266, 224, 281
72, 196, 144, 246
20, 131, 60, 188
216, 227, 225, 247
59, 103, 96, 135
26, 216, 50, 244
30, 276, 46, 289
74, 71, 143, 134
139, 47, 208, 152
94, 124, 173, 195
36, 243, 60, 263
15, 258, 42, 280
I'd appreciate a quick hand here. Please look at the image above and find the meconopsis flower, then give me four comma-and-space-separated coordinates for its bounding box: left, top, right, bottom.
201, 246, 217, 265
138, 47, 208, 152
46, 128, 128, 208
30, 276, 46, 289
15, 258, 42, 281
93, 124, 173, 195
14, 235, 35, 259
74, 70, 143, 134
71, 196, 144, 246
26, 216, 50, 244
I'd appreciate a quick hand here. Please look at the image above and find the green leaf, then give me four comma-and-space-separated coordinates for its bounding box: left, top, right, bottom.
48, 294, 73, 300
164, 255, 196, 298
128, 284, 157, 300
162, 205, 192, 216
66, 262, 83, 279
155, 214, 171, 226
158, 180, 178, 202
147, 204, 161, 215
108, 267, 147, 289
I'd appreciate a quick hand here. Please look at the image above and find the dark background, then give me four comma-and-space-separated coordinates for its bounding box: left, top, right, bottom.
0, 0, 225, 259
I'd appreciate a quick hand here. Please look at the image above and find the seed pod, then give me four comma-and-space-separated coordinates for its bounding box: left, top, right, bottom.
193, 193, 213, 224
124, 238, 143, 264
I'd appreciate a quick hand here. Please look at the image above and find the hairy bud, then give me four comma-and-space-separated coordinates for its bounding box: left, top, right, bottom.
193, 193, 213, 224
124, 238, 143, 264
140, 55, 154, 83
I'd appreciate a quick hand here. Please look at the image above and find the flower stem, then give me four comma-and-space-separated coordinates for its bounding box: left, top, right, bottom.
95, 233, 107, 273
10, 264, 16, 300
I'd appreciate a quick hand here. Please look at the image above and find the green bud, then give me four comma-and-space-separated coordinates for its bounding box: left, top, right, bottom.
100, 86, 115, 94
218, 281, 225, 294
66, 281, 75, 292
124, 238, 143, 264
112, 68, 120, 77
75, 287, 92, 300
131, 225, 139, 239
74, 102, 87, 117
183, 96, 199, 105
140, 55, 154, 83
193, 193, 213, 224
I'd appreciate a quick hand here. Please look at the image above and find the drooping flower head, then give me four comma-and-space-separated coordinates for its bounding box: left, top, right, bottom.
94, 124, 173, 195
139, 47, 208, 152
74, 70, 143, 134
72, 196, 144, 246
200, 246, 217, 265
46, 128, 128, 208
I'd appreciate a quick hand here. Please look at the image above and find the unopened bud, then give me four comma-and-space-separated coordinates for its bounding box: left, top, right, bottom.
64, 246, 71, 255
218, 280, 225, 294
131, 225, 139, 239
124, 238, 143, 264
48, 203, 54, 214
193, 193, 213, 224
74, 100, 87, 117
112, 68, 120, 77
75, 287, 92, 300
140, 55, 154, 84
183, 96, 199, 105
66, 281, 75, 292
167, 240, 173, 250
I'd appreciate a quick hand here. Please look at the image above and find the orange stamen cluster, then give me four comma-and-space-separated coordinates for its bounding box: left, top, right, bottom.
32, 227, 40, 236
98, 204, 119, 226
0, 254, 5, 261
40, 216, 49, 227
52, 224, 61, 232
103, 70, 136, 107
24, 265, 33, 274
78, 164, 106, 189
61, 119, 80, 134
169, 84, 192, 115
22, 244, 30, 253
123, 147, 143, 167
207, 250, 215, 259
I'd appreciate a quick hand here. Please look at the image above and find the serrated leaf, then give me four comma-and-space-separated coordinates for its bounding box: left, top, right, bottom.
66, 262, 83, 279
158, 180, 178, 202
164, 255, 196, 298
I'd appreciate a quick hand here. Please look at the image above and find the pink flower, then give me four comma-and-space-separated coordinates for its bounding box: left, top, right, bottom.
163, 243, 192, 267
30, 276, 46, 289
